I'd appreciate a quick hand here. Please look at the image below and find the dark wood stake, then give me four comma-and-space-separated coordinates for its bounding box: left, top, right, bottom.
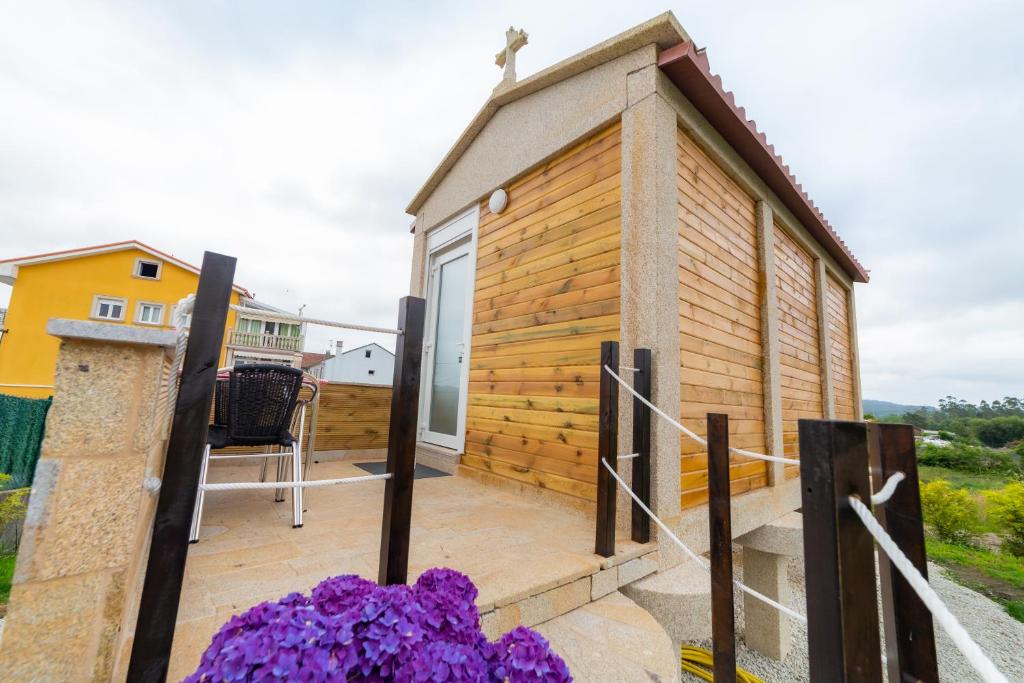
128, 252, 236, 683
378, 296, 425, 585
868, 423, 938, 683
707, 413, 736, 683
631, 347, 652, 544
595, 340, 619, 557
799, 419, 882, 683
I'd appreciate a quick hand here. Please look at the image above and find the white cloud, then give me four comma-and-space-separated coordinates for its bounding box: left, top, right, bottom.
1, 0, 1021, 403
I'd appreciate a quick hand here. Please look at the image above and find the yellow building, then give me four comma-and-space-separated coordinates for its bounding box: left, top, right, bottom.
0, 241, 305, 398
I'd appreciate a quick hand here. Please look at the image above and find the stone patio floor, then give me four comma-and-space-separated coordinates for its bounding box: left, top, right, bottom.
169, 456, 650, 681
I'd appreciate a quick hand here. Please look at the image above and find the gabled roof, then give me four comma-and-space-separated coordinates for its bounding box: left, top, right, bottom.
340, 342, 394, 358
657, 43, 868, 282
406, 12, 867, 283
301, 351, 333, 369
406, 12, 689, 217
0, 240, 252, 295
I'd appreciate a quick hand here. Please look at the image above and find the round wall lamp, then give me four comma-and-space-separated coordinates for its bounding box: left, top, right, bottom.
488, 188, 509, 214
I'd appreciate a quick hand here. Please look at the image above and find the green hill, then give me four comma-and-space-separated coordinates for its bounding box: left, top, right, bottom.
863, 399, 935, 418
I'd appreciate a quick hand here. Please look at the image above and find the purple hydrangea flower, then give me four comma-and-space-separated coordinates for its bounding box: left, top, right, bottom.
185, 568, 571, 682
493, 627, 572, 683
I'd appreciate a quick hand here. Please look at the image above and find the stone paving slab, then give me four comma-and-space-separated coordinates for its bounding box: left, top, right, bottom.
536, 592, 680, 683
168, 458, 650, 680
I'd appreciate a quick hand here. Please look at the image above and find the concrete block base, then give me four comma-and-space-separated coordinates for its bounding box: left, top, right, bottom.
620, 561, 711, 643
736, 511, 803, 660
742, 548, 791, 660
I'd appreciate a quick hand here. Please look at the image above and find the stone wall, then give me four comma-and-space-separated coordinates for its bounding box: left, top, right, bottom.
0, 320, 175, 681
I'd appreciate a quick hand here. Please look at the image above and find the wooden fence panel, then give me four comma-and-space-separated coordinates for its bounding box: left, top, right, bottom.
313, 382, 392, 451
216, 381, 393, 454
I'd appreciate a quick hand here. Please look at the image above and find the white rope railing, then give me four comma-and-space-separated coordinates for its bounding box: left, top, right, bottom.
848, 494, 1009, 683
603, 361, 1007, 679
165, 294, 195, 422
603, 365, 800, 466
228, 305, 401, 336
601, 457, 807, 624
201, 472, 391, 491
870, 472, 905, 505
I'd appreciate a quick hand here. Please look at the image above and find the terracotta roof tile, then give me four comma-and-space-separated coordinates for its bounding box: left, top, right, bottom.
659, 42, 868, 282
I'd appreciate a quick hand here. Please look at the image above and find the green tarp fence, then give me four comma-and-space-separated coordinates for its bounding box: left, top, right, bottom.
0, 393, 52, 488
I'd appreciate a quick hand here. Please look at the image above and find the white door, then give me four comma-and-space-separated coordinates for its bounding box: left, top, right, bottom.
420, 239, 473, 450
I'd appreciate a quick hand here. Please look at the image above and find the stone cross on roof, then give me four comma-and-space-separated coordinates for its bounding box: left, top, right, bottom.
494, 26, 528, 90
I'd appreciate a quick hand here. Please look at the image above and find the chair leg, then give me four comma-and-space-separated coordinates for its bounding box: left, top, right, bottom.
189, 444, 212, 543
259, 447, 270, 483
275, 452, 285, 502
291, 442, 303, 528
303, 442, 314, 481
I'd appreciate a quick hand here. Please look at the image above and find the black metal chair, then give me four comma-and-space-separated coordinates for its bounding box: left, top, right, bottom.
189, 364, 305, 542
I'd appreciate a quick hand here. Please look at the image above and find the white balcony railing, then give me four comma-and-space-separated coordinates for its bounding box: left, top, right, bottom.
228, 328, 303, 352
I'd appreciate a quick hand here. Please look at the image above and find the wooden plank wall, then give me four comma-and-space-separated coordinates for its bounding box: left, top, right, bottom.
773, 223, 824, 479
676, 127, 768, 509
315, 382, 392, 450
215, 381, 392, 453
464, 122, 622, 501
825, 275, 858, 420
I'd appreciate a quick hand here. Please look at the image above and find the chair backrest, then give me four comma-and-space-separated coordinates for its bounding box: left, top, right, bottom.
213, 378, 229, 426
226, 364, 304, 446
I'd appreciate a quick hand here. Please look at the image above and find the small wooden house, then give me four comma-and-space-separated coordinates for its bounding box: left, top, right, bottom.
405, 13, 867, 536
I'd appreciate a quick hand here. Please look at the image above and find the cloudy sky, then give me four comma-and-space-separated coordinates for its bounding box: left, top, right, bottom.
1, 1, 1021, 406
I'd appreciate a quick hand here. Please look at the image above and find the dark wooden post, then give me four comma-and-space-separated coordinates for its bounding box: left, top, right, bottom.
799, 419, 883, 683
631, 347, 652, 544
378, 296, 425, 585
595, 340, 619, 557
128, 252, 236, 683
707, 413, 736, 683
868, 423, 938, 683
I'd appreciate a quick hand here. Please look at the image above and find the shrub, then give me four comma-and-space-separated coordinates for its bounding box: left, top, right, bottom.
917, 443, 1020, 476
186, 568, 571, 682
986, 483, 1024, 557
0, 474, 27, 533
974, 416, 1024, 448
920, 480, 980, 544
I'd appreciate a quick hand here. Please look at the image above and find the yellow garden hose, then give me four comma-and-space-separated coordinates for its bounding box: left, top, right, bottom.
681, 645, 764, 683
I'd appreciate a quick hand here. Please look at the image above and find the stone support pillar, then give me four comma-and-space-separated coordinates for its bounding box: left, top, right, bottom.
409, 216, 427, 297
814, 259, 836, 419
755, 202, 785, 484
0, 320, 174, 681
618, 64, 682, 556
847, 286, 864, 420
735, 512, 803, 660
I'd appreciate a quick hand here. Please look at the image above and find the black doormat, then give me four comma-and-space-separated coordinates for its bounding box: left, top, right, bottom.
354, 461, 450, 479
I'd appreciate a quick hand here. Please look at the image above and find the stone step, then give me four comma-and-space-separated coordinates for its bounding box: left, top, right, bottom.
620, 560, 711, 644
415, 443, 460, 474
535, 591, 680, 683
479, 547, 659, 640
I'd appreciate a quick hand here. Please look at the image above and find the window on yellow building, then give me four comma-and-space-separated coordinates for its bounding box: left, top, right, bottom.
136, 302, 165, 325
134, 258, 162, 280
92, 296, 126, 321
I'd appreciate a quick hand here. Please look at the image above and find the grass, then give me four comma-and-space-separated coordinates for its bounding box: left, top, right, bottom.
920, 465, 1024, 622
0, 552, 16, 613
918, 465, 1010, 491
925, 536, 1024, 623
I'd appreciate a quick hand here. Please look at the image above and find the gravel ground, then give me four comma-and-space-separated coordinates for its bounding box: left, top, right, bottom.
682, 556, 1024, 682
